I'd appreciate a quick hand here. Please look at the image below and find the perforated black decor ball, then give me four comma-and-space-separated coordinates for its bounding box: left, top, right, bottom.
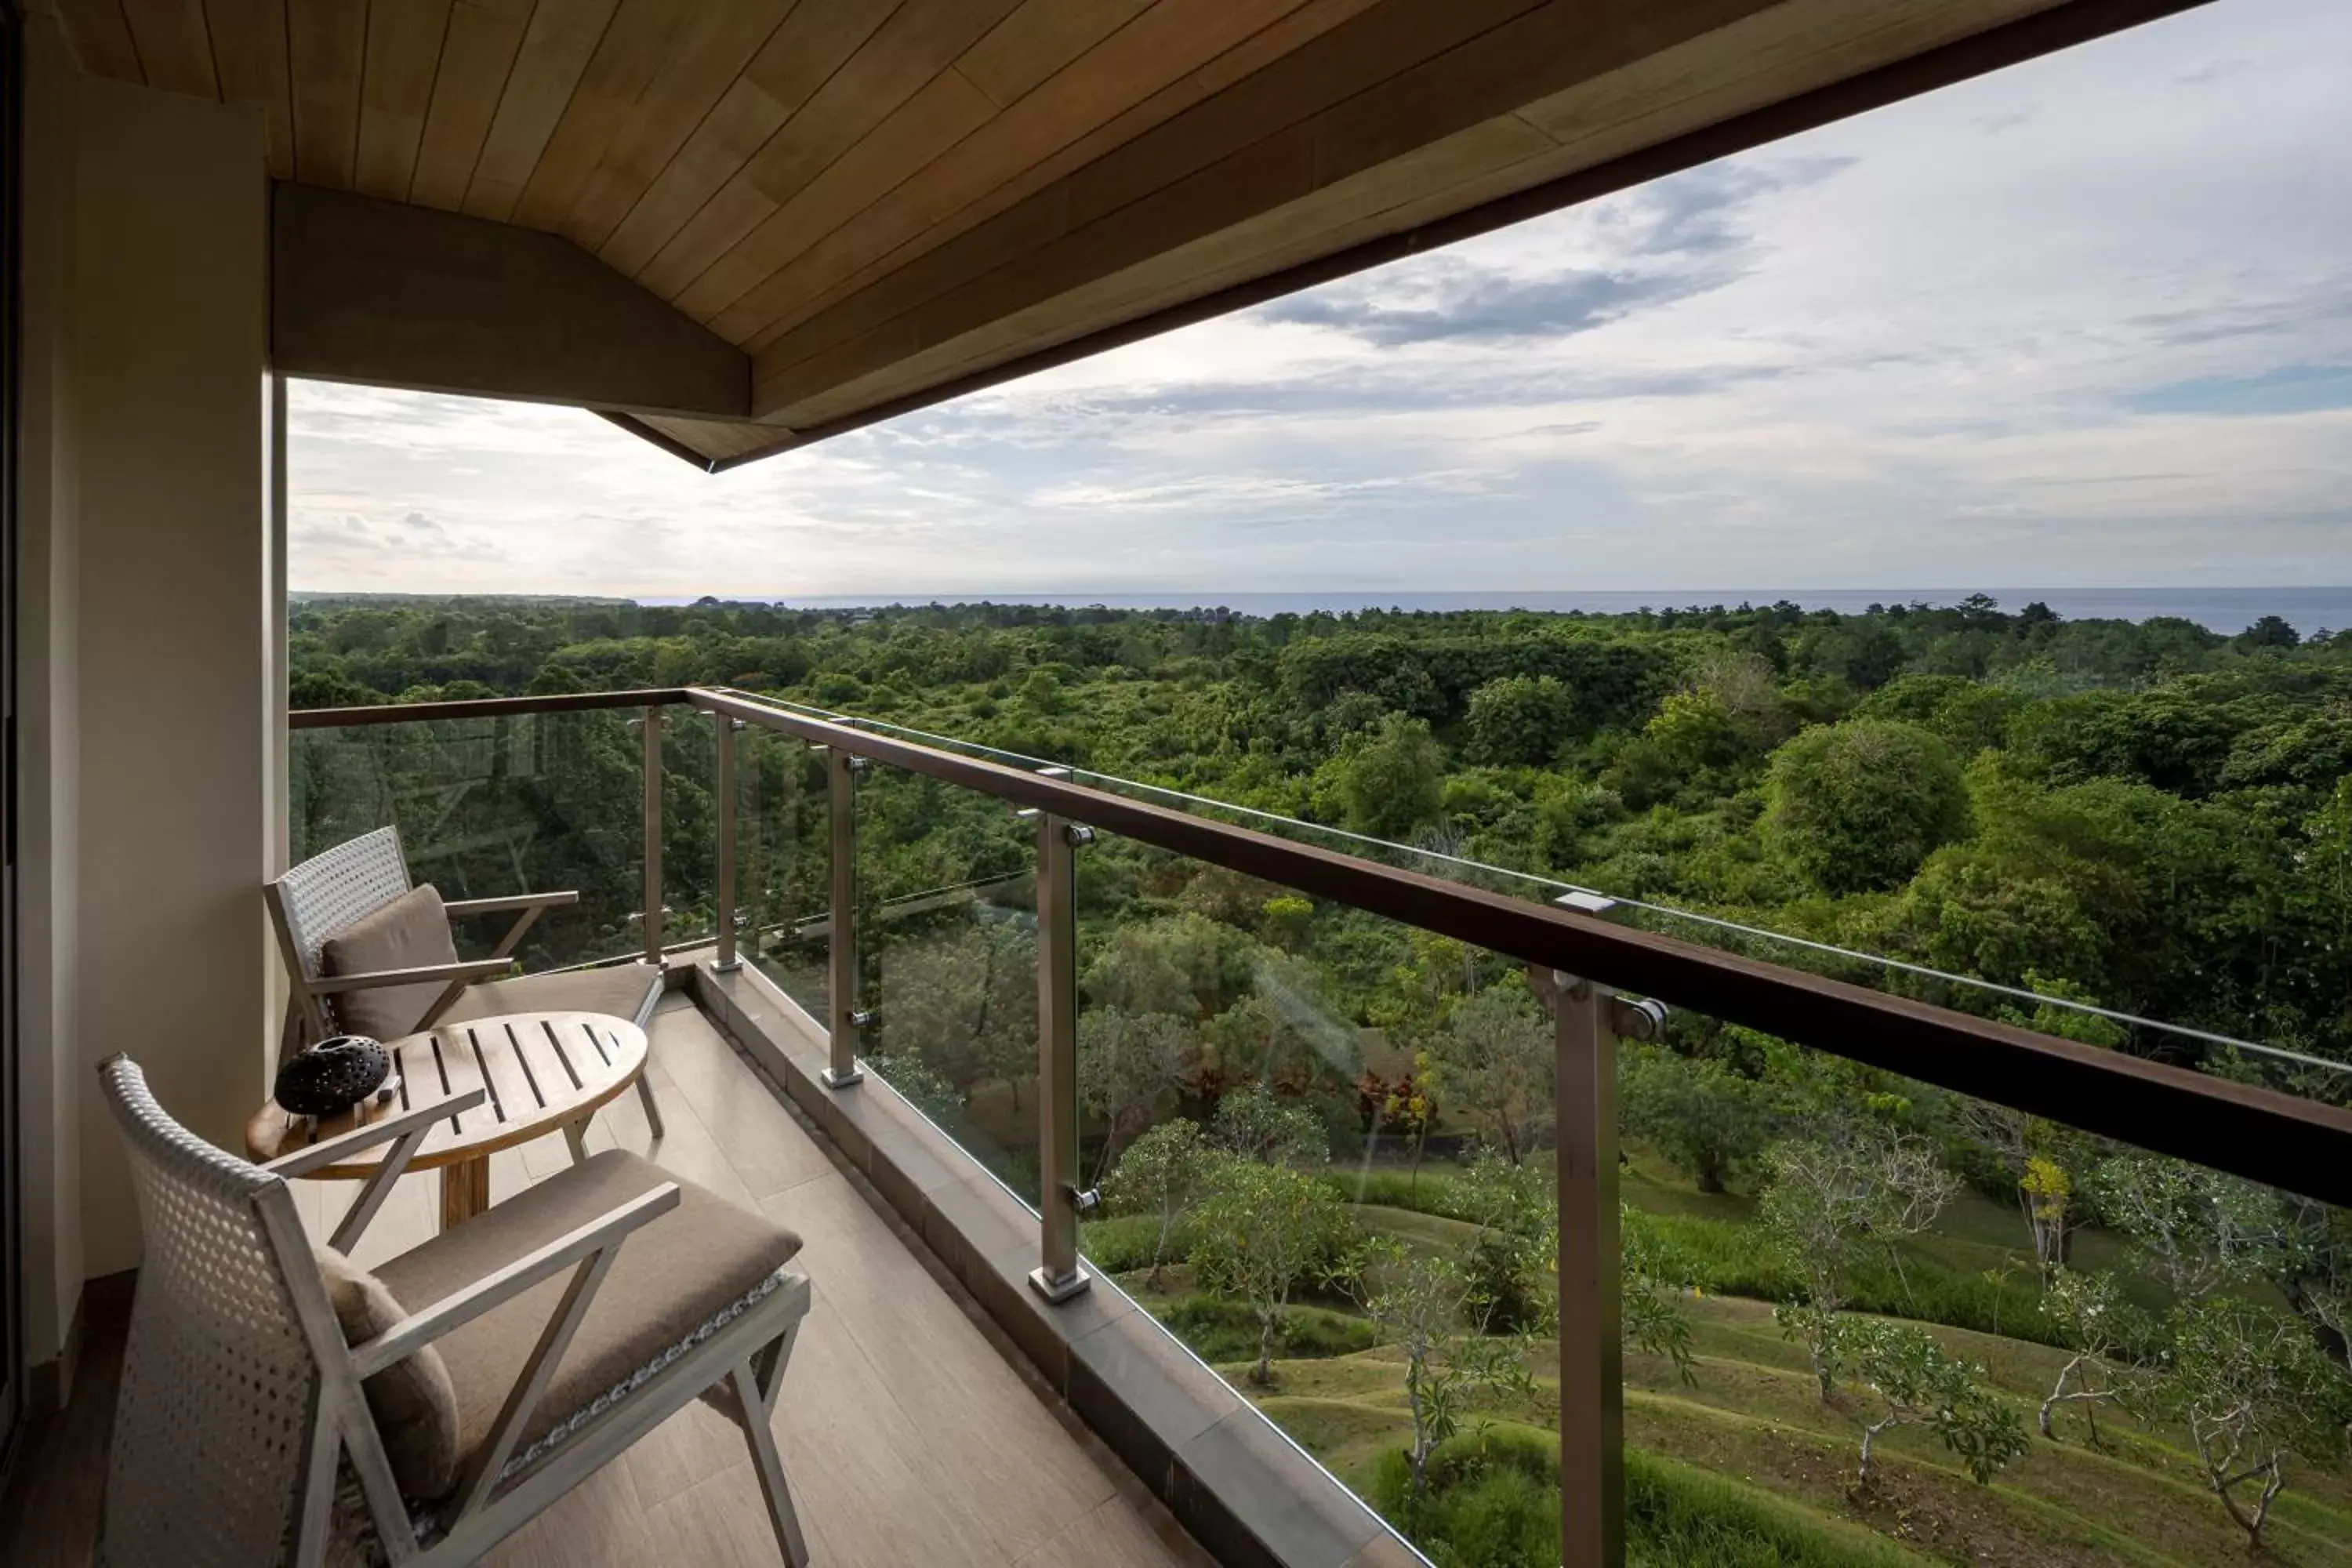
276, 1035, 391, 1118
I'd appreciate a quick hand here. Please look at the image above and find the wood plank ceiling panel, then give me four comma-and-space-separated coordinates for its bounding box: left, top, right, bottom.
54, 0, 146, 82
408, 0, 538, 212
289, 0, 368, 187
743, 0, 1566, 407
555, 0, 797, 252
354, 0, 456, 200
506, 0, 699, 230
642, 0, 1024, 308
722, 0, 1385, 357
461, 0, 619, 222
118, 0, 216, 98
958, 0, 1149, 111
594, 0, 901, 281
204, 0, 296, 177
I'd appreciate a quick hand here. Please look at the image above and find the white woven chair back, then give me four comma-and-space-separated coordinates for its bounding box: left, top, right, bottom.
97, 1057, 318, 1568
277, 825, 413, 989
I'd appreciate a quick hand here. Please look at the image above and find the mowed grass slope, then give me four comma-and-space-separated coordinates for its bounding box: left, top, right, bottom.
1193, 1292, 2352, 1568
1092, 1148, 2352, 1568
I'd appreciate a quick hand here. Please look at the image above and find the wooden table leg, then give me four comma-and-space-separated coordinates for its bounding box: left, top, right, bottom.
440, 1156, 492, 1231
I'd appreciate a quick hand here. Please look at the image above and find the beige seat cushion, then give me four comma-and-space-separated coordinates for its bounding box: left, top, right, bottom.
437, 965, 661, 1030
316, 1248, 462, 1500
320, 884, 461, 1042
373, 1151, 802, 1483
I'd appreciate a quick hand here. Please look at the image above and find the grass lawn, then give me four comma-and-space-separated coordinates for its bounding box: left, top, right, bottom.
1157, 1283, 2352, 1568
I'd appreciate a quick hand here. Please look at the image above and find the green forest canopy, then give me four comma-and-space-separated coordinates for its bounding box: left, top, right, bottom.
290, 593, 2352, 1076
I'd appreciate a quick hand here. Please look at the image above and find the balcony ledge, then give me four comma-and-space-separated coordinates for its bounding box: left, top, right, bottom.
691, 958, 1424, 1568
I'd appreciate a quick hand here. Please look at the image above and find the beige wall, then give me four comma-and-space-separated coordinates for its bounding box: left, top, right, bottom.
15, 25, 273, 1361
68, 73, 270, 1279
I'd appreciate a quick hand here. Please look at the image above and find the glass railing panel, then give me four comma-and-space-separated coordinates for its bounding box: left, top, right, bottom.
740, 725, 831, 1021
1071, 822, 1556, 1566
855, 758, 1043, 1203
1616, 1004, 2352, 1568
707, 690, 2347, 1112
657, 706, 717, 951
289, 708, 647, 970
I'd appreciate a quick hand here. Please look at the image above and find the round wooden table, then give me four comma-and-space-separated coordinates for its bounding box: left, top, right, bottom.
248, 1011, 650, 1232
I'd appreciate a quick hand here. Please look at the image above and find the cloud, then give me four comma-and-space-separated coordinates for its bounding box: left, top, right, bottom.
1253, 160, 1849, 347
2122, 364, 2352, 417
289, 0, 2352, 597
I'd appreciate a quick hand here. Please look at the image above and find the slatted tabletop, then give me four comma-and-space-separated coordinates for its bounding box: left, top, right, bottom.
248, 1011, 648, 1181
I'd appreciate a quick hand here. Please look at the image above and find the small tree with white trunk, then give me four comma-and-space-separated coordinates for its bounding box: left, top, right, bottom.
1846, 1319, 2028, 1491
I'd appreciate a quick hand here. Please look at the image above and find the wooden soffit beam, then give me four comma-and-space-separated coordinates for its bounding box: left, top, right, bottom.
270, 183, 751, 422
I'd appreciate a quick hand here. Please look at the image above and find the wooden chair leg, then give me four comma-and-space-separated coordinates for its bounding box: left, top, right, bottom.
729, 1356, 809, 1568
636, 1073, 666, 1141
563, 1117, 590, 1163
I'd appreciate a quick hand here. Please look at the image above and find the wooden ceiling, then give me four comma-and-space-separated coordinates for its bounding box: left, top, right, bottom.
50, 0, 2207, 470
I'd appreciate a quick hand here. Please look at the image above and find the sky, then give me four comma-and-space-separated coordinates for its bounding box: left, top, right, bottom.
287, 0, 2352, 600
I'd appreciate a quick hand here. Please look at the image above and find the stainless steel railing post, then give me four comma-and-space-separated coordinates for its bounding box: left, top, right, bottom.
1030, 811, 1094, 1303
1555, 974, 1624, 1568
822, 745, 866, 1089
714, 716, 742, 973
641, 706, 665, 965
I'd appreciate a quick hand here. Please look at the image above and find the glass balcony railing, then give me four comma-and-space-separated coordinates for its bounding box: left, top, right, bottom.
291, 685, 2352, 1568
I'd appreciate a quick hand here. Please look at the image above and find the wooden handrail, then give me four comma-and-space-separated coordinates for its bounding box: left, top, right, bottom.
287, 687, 692, 728
283, 683, 2352, 1207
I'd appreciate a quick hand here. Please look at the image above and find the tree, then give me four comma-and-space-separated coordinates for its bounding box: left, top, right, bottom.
1077, 1008, 1196, 1181
1189, 1158, 1361, 1385
2091, 1153, 2281, 1302
1457, 1152, 1556, 1334
1619, 1044, 1767, 1194
1846, 1319, 2027, 1490
1103, 1120, 1212, 1289
1762, 720, 1970, 893
1622, 1205, 1697, 1383
877, 923, 1037, 1106
1209, 1087, 1329, 1166
2037, 1267, 2144, 1443
2235, 613, 2300, 651
1259, 894, 1314, 952
1761, 1131, 1958, 1397
1332, 713, 1444, 840
2158, 1299, 2352, 1550
1358, 1252, 1531, 1511
1082, 913, 1250, 1019
1464, 674, 1577, 766
1423, 982, 1553, 1165
1961, 984, 2118, 1269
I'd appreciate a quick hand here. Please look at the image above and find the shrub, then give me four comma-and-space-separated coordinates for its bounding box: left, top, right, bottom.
1322, 1168, 1468, 1219
1081, 1213, 1169, 1276
1153, 1295, 1375, 1363
1635, 1211, 2063, 1347
1372, 1432, 1936, 1567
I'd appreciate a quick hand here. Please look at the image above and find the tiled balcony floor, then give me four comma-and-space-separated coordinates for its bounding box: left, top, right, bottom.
0, 994, 1209, 1568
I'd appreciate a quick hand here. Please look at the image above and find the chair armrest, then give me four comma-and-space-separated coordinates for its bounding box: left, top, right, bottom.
262, 1087, 489, 1178
350, 1182, 681, 1377
310, 957, 514, 996
445, 891, 580, 917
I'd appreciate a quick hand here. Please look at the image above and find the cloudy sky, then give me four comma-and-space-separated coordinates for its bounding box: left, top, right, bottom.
289, 0, 2352, 600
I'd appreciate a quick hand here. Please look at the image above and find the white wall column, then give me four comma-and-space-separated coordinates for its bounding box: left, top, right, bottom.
65, 75, 268, 1281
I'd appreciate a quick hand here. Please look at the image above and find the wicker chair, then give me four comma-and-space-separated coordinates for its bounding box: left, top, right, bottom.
267, 826, 667, 1138
94, 1055, 813, 1568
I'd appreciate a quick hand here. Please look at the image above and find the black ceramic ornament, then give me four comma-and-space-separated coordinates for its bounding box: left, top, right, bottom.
276, 1035, 392, 1117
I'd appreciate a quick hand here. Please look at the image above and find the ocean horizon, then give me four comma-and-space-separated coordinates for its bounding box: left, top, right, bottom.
637, 586, 2352, 638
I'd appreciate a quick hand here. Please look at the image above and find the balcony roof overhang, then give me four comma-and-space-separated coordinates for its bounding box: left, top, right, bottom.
56, 0, 2210, 472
